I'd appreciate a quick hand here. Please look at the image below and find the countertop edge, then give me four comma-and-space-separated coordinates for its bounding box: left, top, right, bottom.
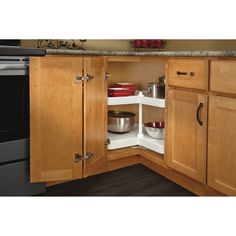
45, 49, 236, 57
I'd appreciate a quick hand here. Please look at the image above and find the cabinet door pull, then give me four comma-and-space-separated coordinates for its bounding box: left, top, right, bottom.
177, 71, 195, 76
196, 103, 203, 126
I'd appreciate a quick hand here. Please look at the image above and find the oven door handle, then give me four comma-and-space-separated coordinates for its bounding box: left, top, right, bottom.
0, 64, 29, 70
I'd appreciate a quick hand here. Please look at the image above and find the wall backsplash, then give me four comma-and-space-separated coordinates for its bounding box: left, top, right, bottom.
36, 40, 86, 50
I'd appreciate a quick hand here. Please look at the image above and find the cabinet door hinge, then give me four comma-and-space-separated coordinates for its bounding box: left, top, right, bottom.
74, 152, 94, 162
105, 138, 110, 147
105, 72, 111, 80
75, 74, 94, 82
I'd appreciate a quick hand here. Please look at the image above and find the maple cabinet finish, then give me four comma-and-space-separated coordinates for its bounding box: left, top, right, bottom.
208, 96, 236, 195
30, 56, 107, 182
168, 59, 208, 90
166, 89, 207, 183
210, 60, 236, 95
83, 57, 108, 177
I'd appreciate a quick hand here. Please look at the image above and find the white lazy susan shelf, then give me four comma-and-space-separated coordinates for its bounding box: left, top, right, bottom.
107, 92, 165, 108
107, 91, 165, 155
107, 127, 164, 154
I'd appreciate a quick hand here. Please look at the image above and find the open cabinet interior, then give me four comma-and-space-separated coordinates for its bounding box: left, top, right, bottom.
106, 58, 167, 163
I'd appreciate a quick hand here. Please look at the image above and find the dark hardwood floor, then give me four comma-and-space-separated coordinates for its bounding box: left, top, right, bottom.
42, 164, 196, 196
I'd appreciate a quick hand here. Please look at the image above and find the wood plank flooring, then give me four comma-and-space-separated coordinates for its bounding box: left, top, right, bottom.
42, 164, 196, 196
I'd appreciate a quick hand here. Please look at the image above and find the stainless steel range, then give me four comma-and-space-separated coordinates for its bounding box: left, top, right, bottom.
0, 45, 46, 196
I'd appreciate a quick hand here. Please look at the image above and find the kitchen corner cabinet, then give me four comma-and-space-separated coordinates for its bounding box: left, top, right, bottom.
166, 89, 207, 183
30, 56, 107, 182
208, 96, 236, 195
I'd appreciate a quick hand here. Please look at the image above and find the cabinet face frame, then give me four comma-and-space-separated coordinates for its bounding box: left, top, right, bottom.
208, 95, 236, 195
30, 56, 83, 182
166, 89, 207, 183
105, 57, 168, 167
83, 57, 108, 177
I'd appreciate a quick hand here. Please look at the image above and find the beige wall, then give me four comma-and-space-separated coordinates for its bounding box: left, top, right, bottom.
21, 39, 236, 51
164, 40, 236, 51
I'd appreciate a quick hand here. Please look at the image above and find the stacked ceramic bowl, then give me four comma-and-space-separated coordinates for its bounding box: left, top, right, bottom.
108, 83, 136, 97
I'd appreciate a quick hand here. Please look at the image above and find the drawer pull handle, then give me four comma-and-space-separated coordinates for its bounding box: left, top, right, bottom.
176, 71, 195, 76
196, 103, 203, 126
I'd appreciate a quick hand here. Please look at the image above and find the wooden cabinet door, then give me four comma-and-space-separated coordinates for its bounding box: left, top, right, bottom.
208, 96, 236, 195
30, 56, 83, 182
167, 89, 207, 183
83, 57, 108, 177
210, 60, 236, 95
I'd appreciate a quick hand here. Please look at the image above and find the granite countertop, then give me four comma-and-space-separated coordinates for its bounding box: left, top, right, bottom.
46, 49, 236, 57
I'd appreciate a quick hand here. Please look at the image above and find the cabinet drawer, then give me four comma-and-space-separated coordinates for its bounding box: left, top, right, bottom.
168, 59, 208, 90
210, 60, 236, 94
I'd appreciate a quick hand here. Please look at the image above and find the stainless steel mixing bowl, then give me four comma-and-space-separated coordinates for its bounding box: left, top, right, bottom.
108, 110, 135, 133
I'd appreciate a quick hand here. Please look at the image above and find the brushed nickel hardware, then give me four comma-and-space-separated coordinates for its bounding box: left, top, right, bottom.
105, 138, 110, 146
196, 103, 203, 126
75, 74, 94, 82
74, 152, 94, 162
75, 75, 83, 82
83, 152, 94, 160
74, 153, 83, 162
83, 74, 94, 81
105, 72, 111, 80
176, 71, 195, 76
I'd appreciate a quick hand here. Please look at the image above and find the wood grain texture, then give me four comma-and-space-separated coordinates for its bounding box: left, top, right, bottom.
164, 61, 169, 165
107, 147, 165, 167
166, 89, 207, 183
83, 57, 108, 177
107, 60, 165, 91
107, 147, 139, 161
30, 56, 83, 182
208, 95, 236, 195
107, 155, 140, 172
107, 56, 167, 63
168, 58, 208, 90
140, 157, 223, 196
210, 60, 236, 95
139, 149, 165, 167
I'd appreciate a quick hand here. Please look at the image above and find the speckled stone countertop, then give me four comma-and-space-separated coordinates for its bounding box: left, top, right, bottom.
46, 49, 236, 57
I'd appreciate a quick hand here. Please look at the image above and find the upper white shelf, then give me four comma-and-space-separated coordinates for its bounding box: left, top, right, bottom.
107, 92, 165, 108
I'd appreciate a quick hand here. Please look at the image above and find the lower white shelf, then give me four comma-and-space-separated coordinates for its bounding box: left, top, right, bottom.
107, 127, 164, 154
